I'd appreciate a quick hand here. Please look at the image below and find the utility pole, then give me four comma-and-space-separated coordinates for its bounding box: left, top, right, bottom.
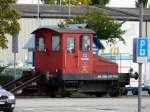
37, 0, 40, 27
12, 33, 19, 80
138, 0, 143, 112
57, 0, 62, 5
68, 0, 70, 19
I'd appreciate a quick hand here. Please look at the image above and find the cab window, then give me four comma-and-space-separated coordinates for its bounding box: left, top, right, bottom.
80, 35, 91, 51
67, 37, 75, 53
37, 36, 45, 52
52, 35, 60, 51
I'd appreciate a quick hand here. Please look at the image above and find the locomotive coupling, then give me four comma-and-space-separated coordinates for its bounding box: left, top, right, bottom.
129, 68, 138, 80
129, 72, 138, 80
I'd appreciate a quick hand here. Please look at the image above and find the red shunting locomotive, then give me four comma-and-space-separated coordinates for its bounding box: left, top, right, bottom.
32, 26, 135, 97
4, 26, 138, 97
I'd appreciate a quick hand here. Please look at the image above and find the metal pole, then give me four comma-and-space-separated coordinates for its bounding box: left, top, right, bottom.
60, 0, 62, 6
14, 53, 16, 80
12, 33, 18, 80
68, 0, 70, 19
138, 1, 143, 112
37, 0, 40, 25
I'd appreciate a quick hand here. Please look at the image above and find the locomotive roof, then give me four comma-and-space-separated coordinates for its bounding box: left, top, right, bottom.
32, 27, 95, 34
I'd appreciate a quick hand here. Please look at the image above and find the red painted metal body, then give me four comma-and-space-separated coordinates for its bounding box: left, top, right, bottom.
93, 55, 118, 73
32, 27, 118, 76
3, 27, 131, 97
32, 27, 94, 75
34, 29, 63, 73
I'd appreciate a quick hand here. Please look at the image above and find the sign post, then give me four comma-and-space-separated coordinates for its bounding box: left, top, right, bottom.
12, 33, 19, 79
133, 1, 149, 112
138, 1, 144, 112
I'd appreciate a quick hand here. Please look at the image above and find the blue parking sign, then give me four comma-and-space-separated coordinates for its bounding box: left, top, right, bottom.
136, 38, 148, 63
137, 38, 148, 57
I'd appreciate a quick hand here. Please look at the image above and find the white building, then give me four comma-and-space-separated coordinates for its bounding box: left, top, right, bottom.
16, 0, 42, 4
1, 4, 150, 86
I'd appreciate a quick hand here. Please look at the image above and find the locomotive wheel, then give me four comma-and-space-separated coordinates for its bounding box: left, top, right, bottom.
109, 84, 120, 97
148, 90, 150, 95
4, 109, 14, 112
95, 93, 103, 97
109, 90, 120, 97
60, 90, 71, 98
121, 88, 128, 96
132, 91, 138, 95
50, 93, 56, 98
95, 92, 106, 97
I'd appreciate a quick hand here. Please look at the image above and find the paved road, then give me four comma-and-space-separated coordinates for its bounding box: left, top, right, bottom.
15, 96, 150, 112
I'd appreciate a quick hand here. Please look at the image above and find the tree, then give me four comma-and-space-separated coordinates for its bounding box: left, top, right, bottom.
65, 10, 125, 43
41, 0, 92, 5
42, 0, 110, 5
41, 0, 55, 4
135, 0, 148, 8
0, 66, 14, 85
0, 0, 20, 48
91, 0, 110, 6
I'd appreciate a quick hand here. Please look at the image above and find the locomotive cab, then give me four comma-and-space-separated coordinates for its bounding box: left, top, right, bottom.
32, 27, 94, 76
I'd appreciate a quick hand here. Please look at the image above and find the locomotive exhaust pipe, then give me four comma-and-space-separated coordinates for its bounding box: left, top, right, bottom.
129, 68, 139, 80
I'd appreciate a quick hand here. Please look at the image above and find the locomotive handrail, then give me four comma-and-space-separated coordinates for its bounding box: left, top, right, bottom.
64, 50, 67, 69
77, 50, 79, 68
3, 76, 26, 90
10, 74, 42, 93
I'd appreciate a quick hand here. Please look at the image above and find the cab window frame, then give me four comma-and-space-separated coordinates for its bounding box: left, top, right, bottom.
80, 35, 91, 52
52, 35, 60, 52
37, 35, 45, 52
66, 37, 75, 53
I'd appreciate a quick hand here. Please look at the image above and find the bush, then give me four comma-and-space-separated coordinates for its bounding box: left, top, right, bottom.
0, 66, 14, 86
0, 75, 14, 86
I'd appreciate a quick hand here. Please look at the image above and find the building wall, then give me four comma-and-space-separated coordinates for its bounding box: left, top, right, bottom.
101, 21, 150, 87
144, 22, 150, 86
0, 18, 63, 65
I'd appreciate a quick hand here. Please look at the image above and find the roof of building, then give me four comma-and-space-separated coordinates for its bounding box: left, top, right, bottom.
32, 26, 94, 34
11, 4, 150, 21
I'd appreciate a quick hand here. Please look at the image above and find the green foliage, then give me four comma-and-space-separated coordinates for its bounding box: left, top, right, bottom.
135, 0, 148, 8
0, 0, 20, 48
41, 0, 56, 4
91, 0, 110, 6
0, 66, 14, 86
0, 75, 14, 86
41, 0, 92, 5
65, 10, 125, 44
41, 0, 110, 5
0, 66, 8, 74
65, 15, 87, 24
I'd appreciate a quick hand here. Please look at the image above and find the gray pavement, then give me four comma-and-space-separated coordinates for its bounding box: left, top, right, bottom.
15, 96, 150, 112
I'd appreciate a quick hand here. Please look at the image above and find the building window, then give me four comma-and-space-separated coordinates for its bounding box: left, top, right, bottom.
38, 36, 45, 52
52, 35, 60, 51
67, 37, 75, 53
80, 35, 91, 51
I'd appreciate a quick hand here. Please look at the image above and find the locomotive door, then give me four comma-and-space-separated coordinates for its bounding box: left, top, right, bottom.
64, 34, 93, 74
65, 36, 78, 73
79, 35, 93, 73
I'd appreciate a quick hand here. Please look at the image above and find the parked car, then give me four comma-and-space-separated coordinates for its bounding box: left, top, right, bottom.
0, 85, 15, 112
